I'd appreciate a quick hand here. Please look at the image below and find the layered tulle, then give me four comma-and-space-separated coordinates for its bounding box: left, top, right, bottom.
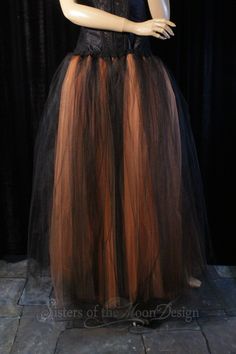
26, 51, 209, 309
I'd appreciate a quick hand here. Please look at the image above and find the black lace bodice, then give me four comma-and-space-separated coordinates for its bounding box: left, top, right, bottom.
73, 0, 152, 57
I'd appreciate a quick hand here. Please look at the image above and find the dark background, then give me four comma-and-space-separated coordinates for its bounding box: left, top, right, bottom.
0, 0, 235, 263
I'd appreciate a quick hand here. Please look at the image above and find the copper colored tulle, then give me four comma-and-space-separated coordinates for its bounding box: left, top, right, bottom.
26, 52, 209, 309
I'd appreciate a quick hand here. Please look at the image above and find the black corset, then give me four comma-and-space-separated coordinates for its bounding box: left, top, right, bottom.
73, 28, 152, 57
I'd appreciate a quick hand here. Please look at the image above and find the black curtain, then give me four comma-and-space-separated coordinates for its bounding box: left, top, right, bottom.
0, 0, 235, 263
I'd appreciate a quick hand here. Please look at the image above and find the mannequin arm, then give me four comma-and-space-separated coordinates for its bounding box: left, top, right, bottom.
59, 0, 127, 32
59, 0, 176, 39
147, 0, 170, 20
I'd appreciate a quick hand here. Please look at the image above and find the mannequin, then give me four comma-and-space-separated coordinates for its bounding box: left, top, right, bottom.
26, 0, 208, 312
58, 0, 202, 289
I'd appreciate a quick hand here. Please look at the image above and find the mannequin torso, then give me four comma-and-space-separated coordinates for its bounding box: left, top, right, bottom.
73, 0, 154, 56
59, 0, 175, 38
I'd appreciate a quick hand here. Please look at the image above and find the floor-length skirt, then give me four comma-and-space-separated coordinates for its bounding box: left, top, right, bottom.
26, 51, 209, 310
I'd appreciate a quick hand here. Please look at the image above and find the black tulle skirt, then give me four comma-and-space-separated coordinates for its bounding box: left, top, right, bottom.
26, 50, 210, 310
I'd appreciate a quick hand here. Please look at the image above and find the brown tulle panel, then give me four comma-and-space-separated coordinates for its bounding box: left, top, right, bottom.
135, 55, 208, 298
49, 55, 79, 306
122, 54, 164, 302
157, 61, 207, 285
129, 55, 186, 299
49, 55, 119, 307
153, 60, 185, 296
95, 57, 118, 305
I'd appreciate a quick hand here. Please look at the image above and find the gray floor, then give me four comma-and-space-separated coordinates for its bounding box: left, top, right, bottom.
1, 260, 236, 354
